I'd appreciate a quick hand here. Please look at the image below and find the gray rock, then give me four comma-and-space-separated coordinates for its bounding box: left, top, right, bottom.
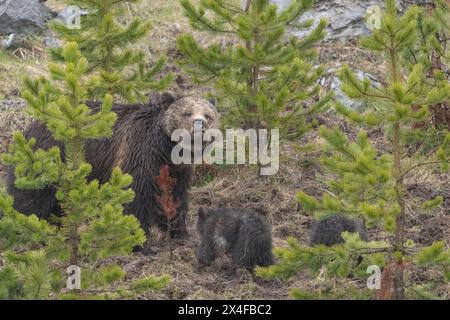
54, 5, 88, 27
0, 0, 54, 35
43, 31, 61, 48
398, 0, 430, 11
319, 67, 380, 111
0, 99, 27, 112
42, 6, 89, 49
272, 0, 387, 41
1, 33, 29, 49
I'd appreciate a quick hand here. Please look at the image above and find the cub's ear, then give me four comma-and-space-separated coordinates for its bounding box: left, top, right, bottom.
198, 206, 208, 219
253, 205, 268, 216
160, 92, 177, 106
149, 92, 177, 109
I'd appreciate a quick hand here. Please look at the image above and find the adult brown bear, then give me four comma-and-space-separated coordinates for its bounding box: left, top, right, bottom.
6, 93, 220, 238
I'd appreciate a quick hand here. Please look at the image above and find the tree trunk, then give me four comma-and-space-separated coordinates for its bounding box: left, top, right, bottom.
391, 48, 406, 300
242, 0, 251, 12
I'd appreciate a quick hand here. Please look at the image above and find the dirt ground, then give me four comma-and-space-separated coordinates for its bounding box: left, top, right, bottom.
3, 108, 447, 299
0, 0, 449, 300
96, 124, 449, 299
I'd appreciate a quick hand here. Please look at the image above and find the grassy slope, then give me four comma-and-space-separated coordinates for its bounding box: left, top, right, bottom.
0, 0, 448, 299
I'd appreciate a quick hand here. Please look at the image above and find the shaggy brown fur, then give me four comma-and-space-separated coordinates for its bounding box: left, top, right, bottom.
196, 207, 274, 270
309, 214, 368, 246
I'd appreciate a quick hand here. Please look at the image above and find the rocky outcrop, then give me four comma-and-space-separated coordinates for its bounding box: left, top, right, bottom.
0, 0, 54, 35
273, 0, 385, 40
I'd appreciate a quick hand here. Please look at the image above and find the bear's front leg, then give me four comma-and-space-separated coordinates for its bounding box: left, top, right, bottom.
124, 182, 155, 237
197, 235, 217, 266
168, 166, 191, 239
169, 207, 188, 239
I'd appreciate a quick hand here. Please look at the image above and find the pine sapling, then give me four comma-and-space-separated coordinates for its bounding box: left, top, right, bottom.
0, 43, 169, 299
257, 0, 450, 300
403, 0, 450, 128
50, 0, 173, 102
155, 164, 181, 261
177, 0, 331, 136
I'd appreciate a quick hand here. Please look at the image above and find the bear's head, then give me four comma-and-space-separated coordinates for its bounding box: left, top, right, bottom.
162, 96, 220, 137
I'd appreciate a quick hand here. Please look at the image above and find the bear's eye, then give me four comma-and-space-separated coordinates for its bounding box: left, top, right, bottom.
183, 112, 192, 118
205, 114, 212, 121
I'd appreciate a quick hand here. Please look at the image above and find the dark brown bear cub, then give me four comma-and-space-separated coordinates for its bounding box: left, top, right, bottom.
6, 93, 220, 239
196, 207, 274, 270
309, 215, 368, 246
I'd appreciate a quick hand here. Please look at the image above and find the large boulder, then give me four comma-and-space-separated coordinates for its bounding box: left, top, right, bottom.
272, 0, 385, 41
0, 0, 54, 35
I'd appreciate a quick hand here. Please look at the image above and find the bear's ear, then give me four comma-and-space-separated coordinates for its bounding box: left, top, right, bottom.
198, 206, 208, 219
208, 97, 217, 107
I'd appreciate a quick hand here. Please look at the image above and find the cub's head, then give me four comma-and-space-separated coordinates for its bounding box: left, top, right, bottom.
162, 96, 220, 138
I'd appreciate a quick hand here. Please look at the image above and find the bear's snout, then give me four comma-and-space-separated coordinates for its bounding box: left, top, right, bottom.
193, 118, 207, 133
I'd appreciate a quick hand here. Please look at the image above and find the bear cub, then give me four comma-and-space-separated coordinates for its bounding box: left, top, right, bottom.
196, 207, 274, 270
309, 214, 368, 246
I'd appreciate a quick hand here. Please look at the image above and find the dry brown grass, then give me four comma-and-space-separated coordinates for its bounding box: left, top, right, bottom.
0, 0, 448, 300
96, 118, 448, 300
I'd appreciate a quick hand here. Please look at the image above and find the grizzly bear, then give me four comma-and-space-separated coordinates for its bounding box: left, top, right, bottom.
196, 207, 274, 270
6, 93, 220, 238
309, 215, 368, 246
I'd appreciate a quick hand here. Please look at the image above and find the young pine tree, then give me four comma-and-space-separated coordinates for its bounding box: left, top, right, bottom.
402, 0, 450, 128
177, 0, 331, 136
0, 43, 169, 299
155, 165, 181, 262
50, 0, 173, 102
258, 1, 450, 300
